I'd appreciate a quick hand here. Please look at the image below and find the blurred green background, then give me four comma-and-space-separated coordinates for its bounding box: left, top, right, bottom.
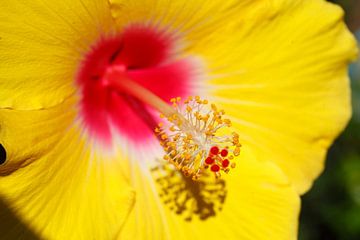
299, 1, 360, 239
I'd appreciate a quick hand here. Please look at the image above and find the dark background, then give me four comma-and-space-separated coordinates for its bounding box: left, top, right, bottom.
299, 1, 360, 239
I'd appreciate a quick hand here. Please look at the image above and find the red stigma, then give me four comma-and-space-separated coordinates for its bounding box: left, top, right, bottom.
205, 157, 214, 165
211, 164, 220, 172
210, 146, 219, 155
222, 159, 230, 168
220, 149, 228, 157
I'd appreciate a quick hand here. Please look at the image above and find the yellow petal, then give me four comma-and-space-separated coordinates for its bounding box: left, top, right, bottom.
110, 0, 357, 194
206, 0, 358, 194
109, 0, 243, 30
119, 149, 300, 240
0, 0, 114, 110
0, 97, 135, 240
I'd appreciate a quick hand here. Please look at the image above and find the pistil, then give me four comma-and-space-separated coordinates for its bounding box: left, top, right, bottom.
104, 65, 178, 117
104, 65, 241, 180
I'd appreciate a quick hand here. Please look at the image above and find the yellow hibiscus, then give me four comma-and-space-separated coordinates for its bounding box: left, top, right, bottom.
0, 0, 357, 239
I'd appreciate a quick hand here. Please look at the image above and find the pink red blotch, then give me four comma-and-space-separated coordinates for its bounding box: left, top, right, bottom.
77, 25, 197, 145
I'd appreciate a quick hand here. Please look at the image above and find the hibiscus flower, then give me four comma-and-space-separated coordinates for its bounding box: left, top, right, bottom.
0, 0, 357, 239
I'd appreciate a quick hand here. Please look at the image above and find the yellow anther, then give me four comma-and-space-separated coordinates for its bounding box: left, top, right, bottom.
173, 134, 180, 141
224, 119, 231, 125
187, 96, 193, 101
157, 96, 241, 180
211, 104, 217, 111
205, 130, 214, 136
234, 147, 241, 156
203, 114, 210, 121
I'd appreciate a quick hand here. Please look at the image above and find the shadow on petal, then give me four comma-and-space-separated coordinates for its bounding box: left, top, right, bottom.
0, 196, 41, 239
151, 160, 227, 221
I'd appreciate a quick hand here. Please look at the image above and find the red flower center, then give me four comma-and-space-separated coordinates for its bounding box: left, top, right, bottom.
77, 25, 199, 145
